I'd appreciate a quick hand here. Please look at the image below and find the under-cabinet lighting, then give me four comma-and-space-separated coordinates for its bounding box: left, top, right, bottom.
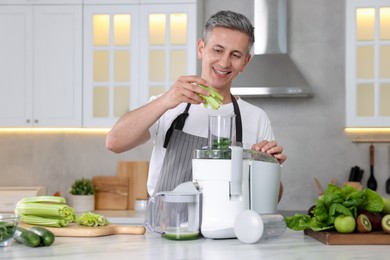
345, 128, 390, 143
0, 128, 110, 135
344, 128, 390, 134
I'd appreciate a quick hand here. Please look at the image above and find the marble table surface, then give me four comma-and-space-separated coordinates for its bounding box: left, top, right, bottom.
2, 210, 390, 260
2, 226, 390, 259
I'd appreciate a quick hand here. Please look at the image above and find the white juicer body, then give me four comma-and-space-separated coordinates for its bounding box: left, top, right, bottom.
192, 158, 250, 239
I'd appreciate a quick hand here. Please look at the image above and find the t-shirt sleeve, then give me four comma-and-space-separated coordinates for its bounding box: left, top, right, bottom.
259, 112, 275, 141
258, 117, 275, 142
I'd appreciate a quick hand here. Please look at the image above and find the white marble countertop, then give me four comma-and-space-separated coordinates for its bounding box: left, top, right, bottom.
2, 229, 390, 260
2, 210, 390, 259
94, 210, 146, 225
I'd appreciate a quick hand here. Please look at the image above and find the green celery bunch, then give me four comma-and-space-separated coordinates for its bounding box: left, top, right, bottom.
15, 196, 76, 228
197, 84, 224, 110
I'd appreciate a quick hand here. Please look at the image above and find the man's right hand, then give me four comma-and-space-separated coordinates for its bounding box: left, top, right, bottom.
106, 75, 210, 153
158, 75, 210, 110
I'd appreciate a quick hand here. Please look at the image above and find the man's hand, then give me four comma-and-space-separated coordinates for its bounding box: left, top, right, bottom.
159, 76, 210, 110
251, 140, 287, 164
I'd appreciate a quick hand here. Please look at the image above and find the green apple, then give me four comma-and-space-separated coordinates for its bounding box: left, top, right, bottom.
334, 215, 356, 233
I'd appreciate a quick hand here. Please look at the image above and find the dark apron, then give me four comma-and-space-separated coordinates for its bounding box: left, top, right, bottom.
154, 94, 242, 194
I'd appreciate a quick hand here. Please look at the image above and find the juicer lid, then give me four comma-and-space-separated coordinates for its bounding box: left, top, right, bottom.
193, 148, 279, 164
155, 181, 201, 203
162, 193, 199, 203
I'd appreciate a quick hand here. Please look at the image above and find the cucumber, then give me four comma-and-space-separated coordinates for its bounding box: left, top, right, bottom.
13, 227, 41, 247
29, 226, 55, 246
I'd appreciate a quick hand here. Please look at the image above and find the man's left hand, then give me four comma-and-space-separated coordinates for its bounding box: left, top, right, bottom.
251, 140, 287, 164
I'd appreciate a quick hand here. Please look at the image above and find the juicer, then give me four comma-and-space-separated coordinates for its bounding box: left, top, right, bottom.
192, 115, 281, 239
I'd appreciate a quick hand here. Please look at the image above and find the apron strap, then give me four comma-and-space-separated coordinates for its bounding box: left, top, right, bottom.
231, 94, 242, 143
163, 103, 191, 148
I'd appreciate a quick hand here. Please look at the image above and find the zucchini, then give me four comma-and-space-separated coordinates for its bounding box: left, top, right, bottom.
29, 226, 55, 246
13, 227, 41, 247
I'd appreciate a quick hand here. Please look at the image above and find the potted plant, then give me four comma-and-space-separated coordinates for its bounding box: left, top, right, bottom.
68, 177, 95, 213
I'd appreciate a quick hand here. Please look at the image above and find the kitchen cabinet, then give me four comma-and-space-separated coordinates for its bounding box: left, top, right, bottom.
83, 2, 140, 127
346, 0, 390, 127
83, 0, 200, 127
138, 3, 197, 110
0, 0, 82, 127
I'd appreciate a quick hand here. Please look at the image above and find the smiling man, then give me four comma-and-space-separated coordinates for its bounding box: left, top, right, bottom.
106, 10, 287, 198
198, 27, 251, 99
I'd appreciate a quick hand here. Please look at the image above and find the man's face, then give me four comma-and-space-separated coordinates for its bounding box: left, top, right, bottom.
197, 27, 251, 90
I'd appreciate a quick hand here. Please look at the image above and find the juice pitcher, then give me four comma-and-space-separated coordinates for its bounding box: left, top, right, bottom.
145, 182, 201, 240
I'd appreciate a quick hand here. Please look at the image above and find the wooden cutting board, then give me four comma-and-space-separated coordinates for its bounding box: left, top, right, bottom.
92, 176, 128, 210
117, 161, 149, 209
20, 222, 145, 237
304, 229, 390, 245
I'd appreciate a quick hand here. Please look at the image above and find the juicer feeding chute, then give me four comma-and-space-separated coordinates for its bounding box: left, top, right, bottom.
230, 146, 243, 197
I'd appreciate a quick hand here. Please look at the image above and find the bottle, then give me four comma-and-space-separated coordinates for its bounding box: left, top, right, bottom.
233, 210, 286, 244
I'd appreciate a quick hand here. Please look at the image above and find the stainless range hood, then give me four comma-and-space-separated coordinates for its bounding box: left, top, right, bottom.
231, 0, 313, 97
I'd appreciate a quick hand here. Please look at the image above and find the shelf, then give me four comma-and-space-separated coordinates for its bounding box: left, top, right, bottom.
352, 137, 390, 143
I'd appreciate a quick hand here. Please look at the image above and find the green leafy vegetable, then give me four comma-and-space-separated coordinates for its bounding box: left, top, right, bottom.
211, 137, 231, 150
77, 212, 109, 227
197, 84, 223, 110
286, 184, 385, 231
0, 221, 18, 244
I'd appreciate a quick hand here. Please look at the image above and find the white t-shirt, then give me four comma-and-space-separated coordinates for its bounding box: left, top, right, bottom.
147, 97, 275, 195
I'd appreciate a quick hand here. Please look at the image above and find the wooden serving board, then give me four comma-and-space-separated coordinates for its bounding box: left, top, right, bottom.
20, 222, 145, 237
304, 229, 390, 245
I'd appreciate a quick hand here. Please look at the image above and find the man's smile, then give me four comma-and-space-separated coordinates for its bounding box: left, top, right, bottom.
213, 67, 231, 76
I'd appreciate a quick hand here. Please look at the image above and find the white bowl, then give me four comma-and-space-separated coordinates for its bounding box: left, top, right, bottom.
135, 200, 148, 212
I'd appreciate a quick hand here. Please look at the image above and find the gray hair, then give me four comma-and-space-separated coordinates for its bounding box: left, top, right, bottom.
203, 10, 255, 55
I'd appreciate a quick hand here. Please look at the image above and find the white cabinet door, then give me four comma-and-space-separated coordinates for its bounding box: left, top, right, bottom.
34, 5, 82, 127
346, 0, 390, 127
83, 5, 140, 127
0, 3, 82, 127
139, 3, 197, 106
83, 1, 199, 127
0, 6, 34, 126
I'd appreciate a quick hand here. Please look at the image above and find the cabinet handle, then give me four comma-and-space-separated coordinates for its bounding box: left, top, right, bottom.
34, 119, 39, 124
26, 119, 31, 123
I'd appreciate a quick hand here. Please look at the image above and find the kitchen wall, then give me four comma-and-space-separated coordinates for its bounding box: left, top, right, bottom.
0, 131, 153, 200
1, 0, 390, 210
